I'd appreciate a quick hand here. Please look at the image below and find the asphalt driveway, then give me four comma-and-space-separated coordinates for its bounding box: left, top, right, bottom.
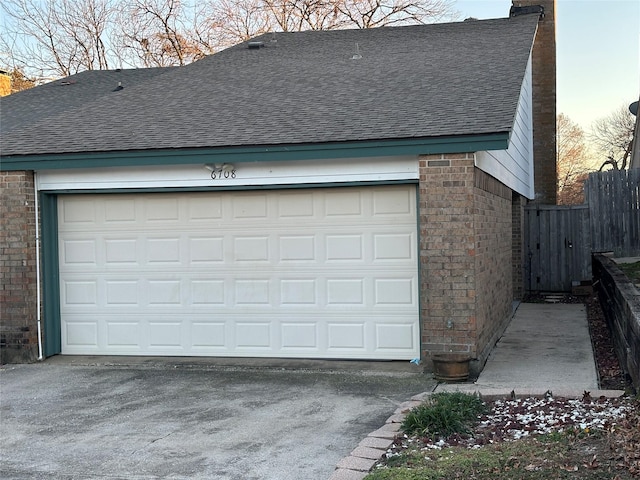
0, 358, 432, 480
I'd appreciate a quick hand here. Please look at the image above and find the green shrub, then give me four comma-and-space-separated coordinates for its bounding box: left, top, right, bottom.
401, 392, 487, 438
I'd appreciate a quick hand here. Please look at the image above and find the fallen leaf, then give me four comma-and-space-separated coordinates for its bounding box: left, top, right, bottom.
583, 454, 599, 469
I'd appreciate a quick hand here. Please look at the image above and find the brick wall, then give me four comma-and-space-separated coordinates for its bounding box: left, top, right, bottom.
512, 193, 526, 299
419, 153, 476, 361
513, 0, 557, 204
419, 154, 514, 374
0, 171, 39, 363
473, 170, 514, 365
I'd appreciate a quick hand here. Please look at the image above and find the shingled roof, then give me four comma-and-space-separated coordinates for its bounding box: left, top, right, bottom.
0, 14, 539, 160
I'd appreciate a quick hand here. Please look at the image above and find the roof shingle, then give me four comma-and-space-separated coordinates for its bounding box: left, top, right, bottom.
0, 14, 539, 158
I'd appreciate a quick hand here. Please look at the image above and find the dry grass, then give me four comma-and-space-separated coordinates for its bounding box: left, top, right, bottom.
616, 261, 640, 285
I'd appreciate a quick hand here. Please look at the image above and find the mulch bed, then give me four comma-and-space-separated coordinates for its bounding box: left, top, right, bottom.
583, 293, 632, 391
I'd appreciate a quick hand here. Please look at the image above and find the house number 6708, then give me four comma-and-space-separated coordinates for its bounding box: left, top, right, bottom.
206, 163, 237, 180
211, 169, 236, 180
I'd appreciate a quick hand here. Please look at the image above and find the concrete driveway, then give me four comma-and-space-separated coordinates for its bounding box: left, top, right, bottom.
0, 358, 432, 480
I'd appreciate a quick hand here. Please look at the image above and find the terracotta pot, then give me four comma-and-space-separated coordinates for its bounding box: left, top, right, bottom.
432, 354, 470, 382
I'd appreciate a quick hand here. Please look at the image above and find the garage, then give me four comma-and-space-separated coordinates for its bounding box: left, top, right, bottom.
57, 185, 419, 359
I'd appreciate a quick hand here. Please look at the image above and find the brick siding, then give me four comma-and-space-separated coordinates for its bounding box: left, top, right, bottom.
419, 154, 514, 373
473, 170, 514, 365
512, 193, 526, 299
0, 171, 39, 363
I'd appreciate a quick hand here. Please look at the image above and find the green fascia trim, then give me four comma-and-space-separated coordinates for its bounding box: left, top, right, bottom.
40, 193, 61, 357
0, 134, 509, 171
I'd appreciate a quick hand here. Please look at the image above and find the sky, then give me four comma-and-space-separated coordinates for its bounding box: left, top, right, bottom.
454, 0, 640, 131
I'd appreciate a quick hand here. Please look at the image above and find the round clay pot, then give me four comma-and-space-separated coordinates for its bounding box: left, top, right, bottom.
432, 354, 471, 382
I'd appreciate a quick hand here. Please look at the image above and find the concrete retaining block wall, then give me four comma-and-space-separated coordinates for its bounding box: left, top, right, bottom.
593, 254, 640, 390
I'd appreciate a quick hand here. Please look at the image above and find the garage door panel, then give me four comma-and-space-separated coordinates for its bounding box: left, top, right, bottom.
278, 235, 315, 261
64, 320, 98, 348
60, 274, 417, 310
376, 323, 417, 350
189, 237, 224, 263
232, 194, 268, 219
326, 278, 364, 305
277, 192, 315, 217
191, 280, 225, 305
374, 233, 414, 260
234, 279, 271, 305
235, 322, 271, 348
326, 235, 363, 261
106, 280, 140, 305
191, 322, 226, 348
233, 236, 269, 262
62, 280, 98, 306
325, 190, 363, 216
374, 278, 416, 305
144, 197, 179, 222
372, 187, 413, 215
149, 322, 182, 347
62, 239, 98, 265
187, 196, 223, 221
327, 323, 366, 349
58, 186, 418, 359
148, 280, 182, 305
104, 198, 136, 222
105, 238, 139, 264
281, 323, 318, 349
147, 237, 181, 263
280, 279, 317, 305
61, 199, 97, 224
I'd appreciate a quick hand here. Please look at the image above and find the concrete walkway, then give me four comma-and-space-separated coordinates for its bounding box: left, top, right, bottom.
328, 302, 625, 480
436, 302, 612, 397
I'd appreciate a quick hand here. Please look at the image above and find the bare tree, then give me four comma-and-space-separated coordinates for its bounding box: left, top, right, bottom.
2, 0, 457, 79
206, 0, 273, 47
1, 0, 118, 80
210, 0, 457, 43
117, 0, 213, 67
591, 104, 636, 171
556, 113, 592, 205
337, 0, 454, 28
258, 0, 345, 32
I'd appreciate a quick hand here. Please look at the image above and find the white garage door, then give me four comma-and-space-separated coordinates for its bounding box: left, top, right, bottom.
57, 185, 419, 359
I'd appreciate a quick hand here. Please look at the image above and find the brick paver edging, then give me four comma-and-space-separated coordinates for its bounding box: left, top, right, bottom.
327, 389, 625, 480
327, 393, 426, 480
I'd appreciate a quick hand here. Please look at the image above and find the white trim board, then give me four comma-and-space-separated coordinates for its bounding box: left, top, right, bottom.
37, 156, 419, 191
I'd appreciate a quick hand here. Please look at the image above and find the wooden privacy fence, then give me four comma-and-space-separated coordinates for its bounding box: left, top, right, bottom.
525, 169, 640, 292
525, 205, 591, 292
586, 169, 640, 257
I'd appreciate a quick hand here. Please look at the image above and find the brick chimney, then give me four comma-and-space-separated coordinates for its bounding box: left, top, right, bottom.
511, 0, 557, 204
